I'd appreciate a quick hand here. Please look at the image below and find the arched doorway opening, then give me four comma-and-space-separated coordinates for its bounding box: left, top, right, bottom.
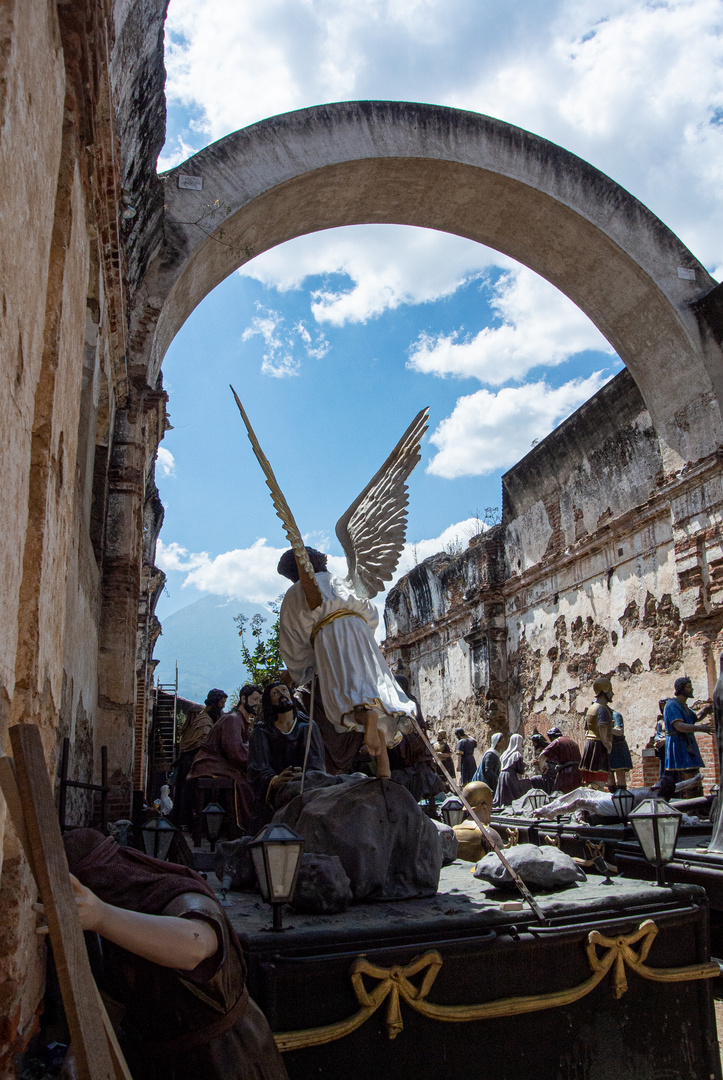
125, 100, 723, 791
136, 101, 723, 471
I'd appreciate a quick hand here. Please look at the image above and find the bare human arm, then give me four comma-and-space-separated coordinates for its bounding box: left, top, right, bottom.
35, 875, 217, 971
672, 718, 713, 733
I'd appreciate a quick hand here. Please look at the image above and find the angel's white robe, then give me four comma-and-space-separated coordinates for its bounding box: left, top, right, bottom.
279, 571, 416, 746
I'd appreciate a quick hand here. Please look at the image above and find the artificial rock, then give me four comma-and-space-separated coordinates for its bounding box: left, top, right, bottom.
473, 843, 587, 890
274, 777, 443, 901
291, 853, 353, 914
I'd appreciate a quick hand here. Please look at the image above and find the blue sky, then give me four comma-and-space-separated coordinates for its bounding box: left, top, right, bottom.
154, 0, 723, 623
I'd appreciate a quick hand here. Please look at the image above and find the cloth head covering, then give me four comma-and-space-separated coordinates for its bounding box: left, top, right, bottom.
500, 733, 523, 770
674, 676, 692, 695
490, 733, 502, 753
592, 677, 612, 696
454, 728, 466, 738
64, 829, 217, 914
547, 726, 562, 739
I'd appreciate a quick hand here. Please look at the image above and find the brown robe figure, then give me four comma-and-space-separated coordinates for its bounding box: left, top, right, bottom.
173, 691, 227, 829
63, 829, 287, 1080
540, 727, 582, 793
187, 711, 255, 833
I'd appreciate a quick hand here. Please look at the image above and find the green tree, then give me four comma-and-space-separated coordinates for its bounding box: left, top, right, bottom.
234, 598, 284, 689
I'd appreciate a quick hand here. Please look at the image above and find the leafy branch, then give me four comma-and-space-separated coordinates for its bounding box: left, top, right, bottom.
234, 598, 284, 689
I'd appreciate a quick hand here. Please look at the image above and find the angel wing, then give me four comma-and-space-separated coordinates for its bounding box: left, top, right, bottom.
230, 386, 323, 610
335, 407, 429, 599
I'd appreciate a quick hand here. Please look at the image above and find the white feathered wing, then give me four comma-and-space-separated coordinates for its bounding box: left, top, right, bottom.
335, 407, 429, 600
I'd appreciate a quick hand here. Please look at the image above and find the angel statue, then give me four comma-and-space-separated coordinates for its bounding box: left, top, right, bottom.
230, 387, 428, 778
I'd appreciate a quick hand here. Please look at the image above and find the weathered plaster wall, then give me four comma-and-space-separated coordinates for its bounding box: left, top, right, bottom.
0, 1, 169, 1070
385, 369, 723, 783
0, 3, 73, 1062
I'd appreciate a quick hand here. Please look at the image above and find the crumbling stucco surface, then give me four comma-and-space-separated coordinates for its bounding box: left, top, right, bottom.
0, 0, 169, 1070
385, 369, 723, 784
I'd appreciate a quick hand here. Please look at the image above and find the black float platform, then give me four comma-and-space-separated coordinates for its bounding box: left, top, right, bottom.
223, 863, 721, 1080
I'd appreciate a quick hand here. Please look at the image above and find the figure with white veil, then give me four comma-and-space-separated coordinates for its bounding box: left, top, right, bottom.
230, 387, 428, 779
493, 733, 546, 808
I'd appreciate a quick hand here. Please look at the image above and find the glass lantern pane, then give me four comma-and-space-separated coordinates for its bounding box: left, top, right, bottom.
156, 828, 174, 861
658, 815, 680, 860
250, 845, 270, 901
631, 817, 657, 862
266, 842, 303, 901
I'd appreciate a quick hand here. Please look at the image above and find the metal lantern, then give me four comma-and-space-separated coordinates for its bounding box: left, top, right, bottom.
202, 802, 226, 851
524, 789, 549, 812
141, 815, 176, 860
611, 788, 636, 824
440, 796, 465, 827
249, 822, 305, 931
628, 798, 682, 885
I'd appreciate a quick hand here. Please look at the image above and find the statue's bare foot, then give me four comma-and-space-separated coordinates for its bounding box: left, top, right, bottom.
358, 708, 382, 757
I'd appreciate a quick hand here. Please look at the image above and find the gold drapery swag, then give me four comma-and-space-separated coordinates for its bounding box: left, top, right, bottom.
273, 918, 719, 1051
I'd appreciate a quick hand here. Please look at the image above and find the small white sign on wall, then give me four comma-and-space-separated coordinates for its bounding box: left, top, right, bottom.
177, 174, 203, 191
677, 267, 696, 280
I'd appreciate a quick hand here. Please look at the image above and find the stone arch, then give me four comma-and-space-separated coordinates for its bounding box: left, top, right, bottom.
135, 101, 723, 469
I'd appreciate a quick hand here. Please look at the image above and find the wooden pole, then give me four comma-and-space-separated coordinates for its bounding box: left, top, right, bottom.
9, 725, 118, 1080
0, 748, 132, 1080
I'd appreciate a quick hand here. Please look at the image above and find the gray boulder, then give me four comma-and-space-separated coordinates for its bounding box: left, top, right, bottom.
274, 776, 442, 901
213, 836, 257, 891
474, 843, 586, 890
291, 853, 353, 914
431, 819, 458, 865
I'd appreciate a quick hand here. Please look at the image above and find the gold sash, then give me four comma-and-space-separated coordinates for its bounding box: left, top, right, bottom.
310, 609, 367, 644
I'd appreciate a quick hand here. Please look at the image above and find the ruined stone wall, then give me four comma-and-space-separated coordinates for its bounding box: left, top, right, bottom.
385, 535, 506, 749
385, 368, 723, 783
0, 1, 169, 1069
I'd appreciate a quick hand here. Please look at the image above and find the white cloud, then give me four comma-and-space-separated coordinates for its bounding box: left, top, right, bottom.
157, 519, 487, 638
395, 517, 489, 576
164, 0, 454, 145
449, 0, 723, 269
239, 226, 506, 325
428, 372, 608, 478
408, 267, 614, 384
157, 135, 199, 173
156, 540, 208, 573
241, 304, 329, 376
163, 0, 723, 270
158, 537, 287, 603
156, 447, 177, 478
